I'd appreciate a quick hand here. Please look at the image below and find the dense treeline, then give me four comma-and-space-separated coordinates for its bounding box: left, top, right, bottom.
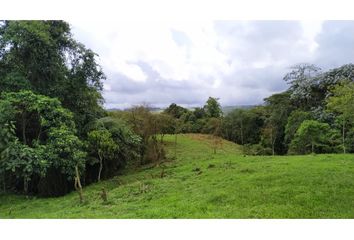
159, 64, 354, 156
0, 21, 160, 197
1, 21, 354, 199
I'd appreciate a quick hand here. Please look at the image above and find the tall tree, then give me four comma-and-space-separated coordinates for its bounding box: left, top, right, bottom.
262, 92, 293, 155
289, 120, 330, 154
163, 103, 188, 119
222, 108, 264, 145
283, 63, 321, 109
204, 97, 222, 118
326, 81, 354, 153
0, 20, 106, 135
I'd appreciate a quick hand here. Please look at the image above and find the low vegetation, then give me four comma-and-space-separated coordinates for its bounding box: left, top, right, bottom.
1, 134, 354, 218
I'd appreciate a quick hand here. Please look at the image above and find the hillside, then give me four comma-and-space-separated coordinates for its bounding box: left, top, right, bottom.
1, 134, 354, 218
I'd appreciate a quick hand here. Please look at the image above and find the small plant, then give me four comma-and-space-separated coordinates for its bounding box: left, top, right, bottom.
139, 182, 149, 193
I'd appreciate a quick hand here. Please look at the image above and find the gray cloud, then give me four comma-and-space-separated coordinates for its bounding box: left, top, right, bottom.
314, 21, 354, 69
72, 20, 354, 109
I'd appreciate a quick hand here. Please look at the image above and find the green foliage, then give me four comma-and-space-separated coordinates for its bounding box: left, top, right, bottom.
87, 117, 141, 180
284, 110, 312, 144
0, 90, 85, 195
202, 118, 222, 135
0, 20, 106, 135
2, 140, 46, 182
262, 92, 293, 155
326, 81, 354, 153
119, 106, 166, 165
163, 103, 188, 118
327, 81, 354, 120
2, 134, 354, 218
95, 117, 141, 163
222, 108, 264, 145
88, 129, 117, 159
243, 143, 272, 156
155, 113, 176, 137
43, 126, 86, 178
193, 107, 206, 119
204, 97, 222, 118
88, 129, 118, 181
289, 120, 331, 154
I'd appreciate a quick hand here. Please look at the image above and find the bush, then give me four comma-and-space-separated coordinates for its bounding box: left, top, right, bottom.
86, 117, 141, 182
288, 120, 331, 154
0, 91, 85, 196
243, 144, 272, 156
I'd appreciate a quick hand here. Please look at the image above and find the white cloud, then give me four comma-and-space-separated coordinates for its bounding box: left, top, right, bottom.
70, 20, 354, 109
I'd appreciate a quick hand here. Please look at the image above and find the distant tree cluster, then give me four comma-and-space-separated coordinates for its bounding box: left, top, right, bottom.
162, 97, 223, 134
159, 63, 354, 156
223, 64, 354, 155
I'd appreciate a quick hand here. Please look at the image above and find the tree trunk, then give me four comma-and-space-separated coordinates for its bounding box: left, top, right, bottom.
311, 142, 314, 154
98, 153, 103, 182
74, 166, 84, 203
23, 178, 28, 194
272, 144, 275, 156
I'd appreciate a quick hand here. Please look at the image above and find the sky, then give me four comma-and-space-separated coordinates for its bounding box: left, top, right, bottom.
70, 20, 354, 109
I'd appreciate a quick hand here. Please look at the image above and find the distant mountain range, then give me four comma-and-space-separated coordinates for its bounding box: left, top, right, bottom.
221, 105, 258, 114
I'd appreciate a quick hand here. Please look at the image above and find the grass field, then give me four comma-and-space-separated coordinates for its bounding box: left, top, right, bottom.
1, 134, 354, 218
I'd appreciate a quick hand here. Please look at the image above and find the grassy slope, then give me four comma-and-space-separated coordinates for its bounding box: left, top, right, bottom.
1, 134, 354, 218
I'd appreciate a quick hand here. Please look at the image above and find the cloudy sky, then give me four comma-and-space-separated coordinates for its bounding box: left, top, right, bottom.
70, 20, 354, 109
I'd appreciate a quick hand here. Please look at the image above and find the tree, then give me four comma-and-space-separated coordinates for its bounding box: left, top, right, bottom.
93, 117, 141, 172
326, 81, 354, 153
284, 63, 354, 111
283, 63, 321, 109
124, 106, 166, 165
0, 20, 106, 135
284, 110, 312, 145
222, 108, 264, 146
163, 103, 188, 118
0, 90, 85, 196
204, 97, 222, 118
193, 107, 206, 119
155, 113, 176, 143
289, 120, 330, 154
88, 129, 118, 181
262, 92, 293, 155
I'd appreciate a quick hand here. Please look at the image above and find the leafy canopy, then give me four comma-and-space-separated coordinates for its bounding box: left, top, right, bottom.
0, 90, 85, 194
